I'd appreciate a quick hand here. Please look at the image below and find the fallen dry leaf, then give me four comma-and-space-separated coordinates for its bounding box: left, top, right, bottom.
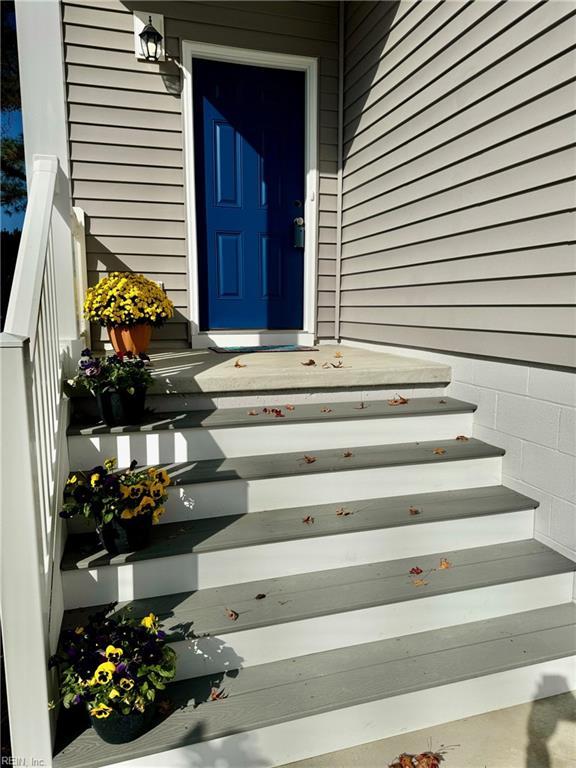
409, 506, 420, 516
285, 404, 295, 411
455, 435, 469, 441
336, 507, 353, 516
234, 359, 246, 368
302, 515, 315, 525
388, 393, 409, 406
330, 360, 344, 368
322, 362, 330, 368
210, 687, 228, 701
433, 447, 446, 455
412, 578, 429, 587
303, 455, 317, 464
225, 608, 239, 621
334, 351, 343, 358
409, 566, 423, 575
255, 593, 266, 600
320, 407, 333, 413
439, 399, 447, 404
439, 558, 453, 570
247, 410, 259, 416
342, 450, 353, 458
301, 359, 316, 367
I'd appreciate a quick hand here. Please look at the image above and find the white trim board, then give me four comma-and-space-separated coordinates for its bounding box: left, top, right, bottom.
180, 41, 320, 347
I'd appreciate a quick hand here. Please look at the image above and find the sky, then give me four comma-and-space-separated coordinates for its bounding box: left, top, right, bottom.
1, 109, 25, 232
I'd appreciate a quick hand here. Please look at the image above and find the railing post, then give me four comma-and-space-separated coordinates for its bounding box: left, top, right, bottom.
72, 207, 91, 349
0, 335, 54, 766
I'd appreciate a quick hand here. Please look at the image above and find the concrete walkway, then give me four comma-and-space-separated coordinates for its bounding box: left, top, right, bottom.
148, 345, 451, 394
281, 692, 576, 768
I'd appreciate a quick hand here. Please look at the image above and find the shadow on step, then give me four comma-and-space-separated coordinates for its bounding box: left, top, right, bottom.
526, 676, 576, 768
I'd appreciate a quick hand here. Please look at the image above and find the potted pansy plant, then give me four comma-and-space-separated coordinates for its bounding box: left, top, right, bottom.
66, 348, 153, 426
49, 605, 176, 744
84, 272, 174, 356
60, 458, 170, 556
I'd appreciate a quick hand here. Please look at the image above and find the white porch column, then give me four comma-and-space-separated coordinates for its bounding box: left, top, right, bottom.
15, 0, 80, 350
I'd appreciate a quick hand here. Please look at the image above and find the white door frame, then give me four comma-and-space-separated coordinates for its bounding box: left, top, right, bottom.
181, 40, 319, 348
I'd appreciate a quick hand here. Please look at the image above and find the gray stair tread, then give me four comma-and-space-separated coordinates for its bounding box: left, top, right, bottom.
61, 485, 537, 571
53, 603, 576, 768
67, 396, 475, 435
160, 437, 504, 486
63, 539, 575, 638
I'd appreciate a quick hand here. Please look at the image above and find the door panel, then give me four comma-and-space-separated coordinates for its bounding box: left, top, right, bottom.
193, 59, 305, 330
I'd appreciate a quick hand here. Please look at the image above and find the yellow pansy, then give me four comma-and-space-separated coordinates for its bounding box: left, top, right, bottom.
157, 469, 171, 487
120, 508, 136, 520
141, 613, 158, 631
135, 496, 155, 516
93, 661, 116, 685
129, 484, 145, 499
67, 475, 78, 486
152, 506, 165, 525
119, 677, 134, 691
74, 626, 84, 635
119, 484, 131, 499
108, 689, 121, 700
90, 704, 112, 719
104, 458, 117, 471
105, 645, 123, 663
149, 482, 165, 500
90, 473, 100, 487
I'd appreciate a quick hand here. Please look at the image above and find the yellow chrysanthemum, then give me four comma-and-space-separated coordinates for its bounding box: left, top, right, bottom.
84, 272, 174, 328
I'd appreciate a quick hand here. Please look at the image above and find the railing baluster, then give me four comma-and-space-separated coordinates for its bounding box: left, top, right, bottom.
0, 156, 72, 764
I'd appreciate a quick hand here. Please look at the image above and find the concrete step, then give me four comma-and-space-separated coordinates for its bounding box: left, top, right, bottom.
60, 485, 535, 608
67, 396, 475, 466
53, 602, 576, 768
62, 539, 574, 680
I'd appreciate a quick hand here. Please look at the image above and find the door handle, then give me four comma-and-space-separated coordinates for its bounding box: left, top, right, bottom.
293, 217, 305, 249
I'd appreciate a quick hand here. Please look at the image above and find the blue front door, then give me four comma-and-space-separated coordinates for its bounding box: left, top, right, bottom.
193, 59, 305, 330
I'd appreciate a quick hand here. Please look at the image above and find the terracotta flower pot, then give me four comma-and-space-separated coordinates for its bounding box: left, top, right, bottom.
108, 324, 152, 356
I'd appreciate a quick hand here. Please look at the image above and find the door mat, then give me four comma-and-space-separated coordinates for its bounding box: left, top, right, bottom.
209, 345, 318, 354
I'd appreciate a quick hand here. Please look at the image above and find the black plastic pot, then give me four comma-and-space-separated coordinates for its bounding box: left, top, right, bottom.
96, 388, 147, 427
97, 513, 152, 556
90, 705, 155, 744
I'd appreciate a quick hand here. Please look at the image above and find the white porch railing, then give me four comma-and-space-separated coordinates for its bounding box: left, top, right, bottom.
0, 155, 77, 765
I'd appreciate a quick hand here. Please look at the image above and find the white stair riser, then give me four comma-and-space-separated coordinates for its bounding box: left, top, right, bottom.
163, 457, 502, 521
143, 386, 447, 412
106, 656, 576, 768
172, 573, 573, 680
61, 509, 533, 608
67, 413, 473, 467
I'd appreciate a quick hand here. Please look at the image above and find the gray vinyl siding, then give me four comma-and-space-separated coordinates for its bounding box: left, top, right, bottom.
62, 0, 339, 347
340, 0, 576, 368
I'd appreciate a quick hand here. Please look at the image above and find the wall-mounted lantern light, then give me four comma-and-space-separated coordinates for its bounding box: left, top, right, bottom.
133, 12, 165, 62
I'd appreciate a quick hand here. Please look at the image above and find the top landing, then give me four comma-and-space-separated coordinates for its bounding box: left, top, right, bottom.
148, 344, 451, 396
